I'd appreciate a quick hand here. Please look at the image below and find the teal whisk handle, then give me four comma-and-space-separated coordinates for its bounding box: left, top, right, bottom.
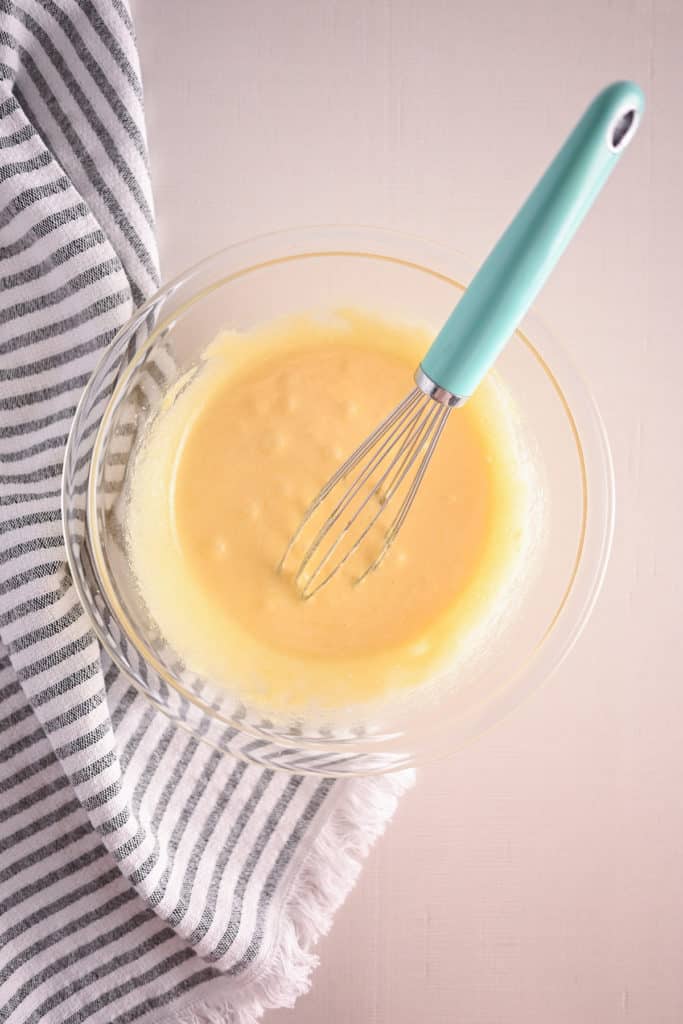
419, 81, 644, 401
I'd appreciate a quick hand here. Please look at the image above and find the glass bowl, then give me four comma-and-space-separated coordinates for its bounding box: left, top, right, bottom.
62, 226, 614, 775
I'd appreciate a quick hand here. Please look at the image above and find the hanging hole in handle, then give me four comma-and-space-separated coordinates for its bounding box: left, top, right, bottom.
610, 109, 637, 150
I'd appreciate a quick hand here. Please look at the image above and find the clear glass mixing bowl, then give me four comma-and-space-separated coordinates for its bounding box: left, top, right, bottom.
62, 227, 614, 775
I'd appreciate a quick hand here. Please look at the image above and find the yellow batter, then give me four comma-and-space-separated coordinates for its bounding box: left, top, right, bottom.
127, 310, 527, 716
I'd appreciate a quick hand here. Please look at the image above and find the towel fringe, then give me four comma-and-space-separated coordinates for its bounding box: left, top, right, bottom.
167, 770, 414, 1024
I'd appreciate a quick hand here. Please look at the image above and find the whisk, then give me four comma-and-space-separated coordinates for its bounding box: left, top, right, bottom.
280, 81, 643, 599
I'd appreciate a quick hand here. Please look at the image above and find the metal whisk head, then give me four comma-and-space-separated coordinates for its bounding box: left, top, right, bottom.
278, 380, 453, 599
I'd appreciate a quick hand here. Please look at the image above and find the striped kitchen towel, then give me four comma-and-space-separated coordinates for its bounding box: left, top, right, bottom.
0, 3, 413, 1023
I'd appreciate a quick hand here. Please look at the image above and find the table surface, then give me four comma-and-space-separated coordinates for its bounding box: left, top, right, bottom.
134, 2, 682, 1021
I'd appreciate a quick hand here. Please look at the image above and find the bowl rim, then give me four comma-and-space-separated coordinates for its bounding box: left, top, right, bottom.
63, 224, 615, 761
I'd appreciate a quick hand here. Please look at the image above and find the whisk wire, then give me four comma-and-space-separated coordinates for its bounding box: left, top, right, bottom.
294, 394, 432, 586
356, 401, 451, 584
280, 381, 453, 599
279, 388, 421, 574
298, 396, 444, 598
277, 388, 422, 575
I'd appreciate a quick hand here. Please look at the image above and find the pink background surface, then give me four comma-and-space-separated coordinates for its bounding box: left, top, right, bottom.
133, 2, 683, 1020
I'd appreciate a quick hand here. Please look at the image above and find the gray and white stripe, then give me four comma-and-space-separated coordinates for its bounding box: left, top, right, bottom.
0, 3, 410, 1022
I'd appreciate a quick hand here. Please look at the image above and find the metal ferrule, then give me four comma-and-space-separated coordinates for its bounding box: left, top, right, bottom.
414, 366, 465, 407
